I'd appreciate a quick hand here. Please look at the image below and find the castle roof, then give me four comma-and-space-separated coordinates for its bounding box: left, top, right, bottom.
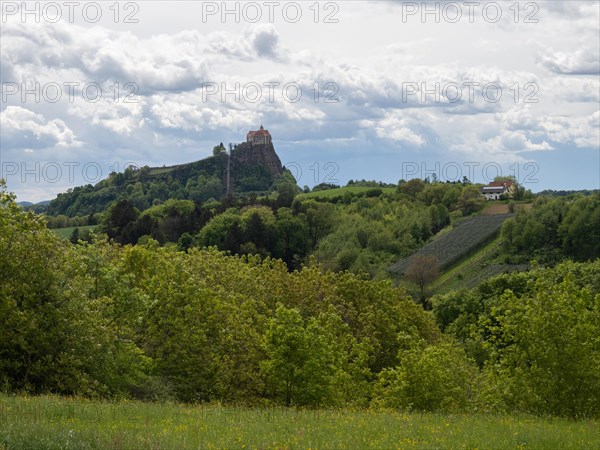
248, 125, 270, 136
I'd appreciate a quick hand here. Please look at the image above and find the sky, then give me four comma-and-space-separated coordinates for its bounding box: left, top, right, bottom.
1, 0, 599, 202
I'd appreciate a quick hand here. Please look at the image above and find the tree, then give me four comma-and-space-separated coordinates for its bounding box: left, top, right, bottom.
482, 275, 600, 417
275, 182, 298, 208
274, 208, 309, 269
374, 341, 477, 412
69, 227, 80, 244
405, 255, 439, 308
0, 182, 151, 398
398, 178, 425, 198
458, 185, 484, 215
559, 194, 600, 261
304, 201, 336, 247
103, 199, 139, 244
213, 143, 226, 155
261, 305, 333, 406
197, 212, 241, 250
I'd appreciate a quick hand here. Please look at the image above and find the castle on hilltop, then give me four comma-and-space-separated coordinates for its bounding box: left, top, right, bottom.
246, 125, 272, 146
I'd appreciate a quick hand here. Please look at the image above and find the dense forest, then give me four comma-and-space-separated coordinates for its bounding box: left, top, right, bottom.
2, 181, 599, 417
54, 175, 599, 282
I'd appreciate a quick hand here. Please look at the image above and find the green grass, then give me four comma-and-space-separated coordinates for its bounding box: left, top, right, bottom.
147, 166, 177, 176
390, 214, 513, 275
430, 236, 504, 292
297, 186, 396, 200
1, 395, 598, 449
51, 225, 97, 239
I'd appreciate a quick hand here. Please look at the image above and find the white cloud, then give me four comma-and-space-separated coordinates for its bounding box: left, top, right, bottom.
539, 48, 600, 75
504, 106, 600, 149
248, 24, 283, 59
150, 95, 257, 132
1, 1, 599, 200
0, 106, 80, 149
1, 20, 286, 94
360, 111, 427, 146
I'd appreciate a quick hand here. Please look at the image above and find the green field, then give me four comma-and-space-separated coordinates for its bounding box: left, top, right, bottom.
51, 225, 97, 239
429, 236, 528, 292
147, 166, 178, 176
389, 214, 513, 275
296, 186, 396, 200
1, 395, 598, 449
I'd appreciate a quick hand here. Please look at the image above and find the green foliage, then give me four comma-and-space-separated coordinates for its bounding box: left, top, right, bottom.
0, 182, 151, 398
103, 199, 139, 244
481, 275, 600, 417
502, 194, 600, 263
374, 340, 478, 412
3, 180, 600, 418
213, 142, 226, 155
558, 194, 600, 260
44, 143, 289, 217
432, 260, 600, 417
458, 185, 485, 216
261, 305, 333, 406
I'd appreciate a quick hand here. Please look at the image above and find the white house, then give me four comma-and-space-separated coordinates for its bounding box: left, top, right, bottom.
481, 181, 515, 200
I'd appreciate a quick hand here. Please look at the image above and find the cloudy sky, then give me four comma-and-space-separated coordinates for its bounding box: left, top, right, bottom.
1, 1, 599, 202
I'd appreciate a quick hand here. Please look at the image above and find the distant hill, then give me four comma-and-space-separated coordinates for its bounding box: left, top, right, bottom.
536, 189, 599, 197
18, 200, 51, 213
45, 141, 293, 217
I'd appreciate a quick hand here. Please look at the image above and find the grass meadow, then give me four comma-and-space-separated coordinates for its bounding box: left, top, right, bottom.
296, 187, 397, 200
51, 225, 97, 240
1, 395, 598, 449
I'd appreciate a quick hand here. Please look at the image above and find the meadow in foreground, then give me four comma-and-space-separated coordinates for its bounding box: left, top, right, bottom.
1, 395, 599, 450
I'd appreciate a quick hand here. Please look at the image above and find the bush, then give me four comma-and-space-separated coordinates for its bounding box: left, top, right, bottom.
373, 340, 478, 412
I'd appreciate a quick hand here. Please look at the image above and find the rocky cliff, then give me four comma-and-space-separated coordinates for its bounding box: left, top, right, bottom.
229, 142, 283, 193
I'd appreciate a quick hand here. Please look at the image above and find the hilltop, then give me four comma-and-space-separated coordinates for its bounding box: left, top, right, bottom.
45, 134, 294, 217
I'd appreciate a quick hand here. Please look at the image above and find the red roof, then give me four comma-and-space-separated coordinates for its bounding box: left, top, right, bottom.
247, 125, 271, 139
488, 180, 514, 188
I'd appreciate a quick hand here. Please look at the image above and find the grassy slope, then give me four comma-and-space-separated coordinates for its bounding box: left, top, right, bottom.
429, 236, 527, 292
1, 395, 598, 449
297, 186, 396, 200
51, 225, 97, 239
394, 204, 533, 293
389, 214, 513, 274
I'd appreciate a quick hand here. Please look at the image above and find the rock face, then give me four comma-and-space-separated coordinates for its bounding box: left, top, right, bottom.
229, 141, 284, 193
231, 142, 283, 177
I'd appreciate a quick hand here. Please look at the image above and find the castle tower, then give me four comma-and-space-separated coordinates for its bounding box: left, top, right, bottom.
246, 125, 272, 146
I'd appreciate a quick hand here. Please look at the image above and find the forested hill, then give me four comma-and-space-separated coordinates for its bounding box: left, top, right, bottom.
46, 141, 291, 217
